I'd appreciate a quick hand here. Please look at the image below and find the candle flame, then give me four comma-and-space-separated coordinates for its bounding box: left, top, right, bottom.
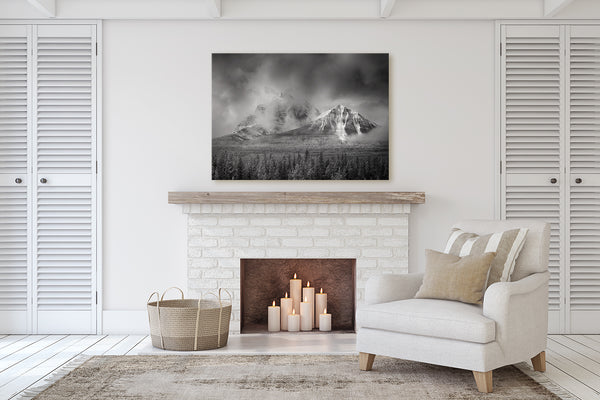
307, 281, 310, 287
292, 308, 296, 315
320, 288, 323, 294
285, 292, 288, 298
272, 300, 275, 307
324, 308, 327, 314
294, 273, 297, 279
304, 296, 307, 302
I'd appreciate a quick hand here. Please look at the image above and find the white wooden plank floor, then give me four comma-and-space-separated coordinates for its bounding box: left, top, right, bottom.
0, 334, 597, 399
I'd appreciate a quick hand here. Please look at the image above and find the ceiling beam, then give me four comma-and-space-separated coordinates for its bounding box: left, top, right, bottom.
26, 0, 55, 17
207, 0, 221, 18
2, 0, 593, 20
544, 0, 575, 17
380, 0, 397, 18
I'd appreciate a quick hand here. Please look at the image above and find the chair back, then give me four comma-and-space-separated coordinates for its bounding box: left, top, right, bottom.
452, 219, 550, 281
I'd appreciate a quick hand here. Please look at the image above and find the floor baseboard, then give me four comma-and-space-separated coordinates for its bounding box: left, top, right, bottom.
102, 310, 148, 334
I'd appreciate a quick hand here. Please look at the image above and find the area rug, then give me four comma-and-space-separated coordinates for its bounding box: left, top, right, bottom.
30, 355, 566, 400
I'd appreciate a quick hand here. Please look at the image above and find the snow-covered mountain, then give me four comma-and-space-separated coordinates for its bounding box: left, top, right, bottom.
309, 104, 377, 141
221, 91, 379, 144
230, 91, 320, 141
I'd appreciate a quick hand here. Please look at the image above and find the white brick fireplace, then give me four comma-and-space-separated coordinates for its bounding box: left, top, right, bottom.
181, 202, 412, 334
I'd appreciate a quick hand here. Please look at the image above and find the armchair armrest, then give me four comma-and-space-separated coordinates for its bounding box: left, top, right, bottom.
483, 271, 549, 357
484, 271, 549, 306
364, 273, 424, 305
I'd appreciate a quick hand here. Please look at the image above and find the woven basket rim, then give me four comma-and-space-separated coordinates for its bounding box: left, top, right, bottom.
147, 300, 232, 310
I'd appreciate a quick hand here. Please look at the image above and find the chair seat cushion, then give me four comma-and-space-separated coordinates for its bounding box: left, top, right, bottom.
356, 299, 496, 344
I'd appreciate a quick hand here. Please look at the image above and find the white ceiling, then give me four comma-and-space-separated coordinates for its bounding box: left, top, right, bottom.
0, 0, 599, 20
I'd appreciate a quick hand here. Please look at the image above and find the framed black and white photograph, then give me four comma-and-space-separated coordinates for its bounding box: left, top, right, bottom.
212, 53, 389, 180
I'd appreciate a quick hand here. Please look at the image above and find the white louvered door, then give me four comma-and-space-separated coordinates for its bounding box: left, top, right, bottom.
567, 25, 600, 332
0, 23, 98, 334
501, 24, 600, 333
501, 25, 565, 334
32, 25, 97, 334
0, 25, 31, 333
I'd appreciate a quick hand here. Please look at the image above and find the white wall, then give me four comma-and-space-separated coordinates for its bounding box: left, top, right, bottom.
102, 20, 495, 317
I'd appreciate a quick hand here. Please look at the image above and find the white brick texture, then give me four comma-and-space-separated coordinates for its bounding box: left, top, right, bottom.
184, 203, 410, 333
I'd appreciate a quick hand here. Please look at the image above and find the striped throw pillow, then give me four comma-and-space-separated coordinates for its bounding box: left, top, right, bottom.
444, 228, 528, 288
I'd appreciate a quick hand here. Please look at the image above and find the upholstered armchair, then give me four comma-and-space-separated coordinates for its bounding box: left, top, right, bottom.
356, 220, 550, 393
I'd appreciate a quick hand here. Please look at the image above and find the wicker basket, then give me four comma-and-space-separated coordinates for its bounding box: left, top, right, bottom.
147, 287, 232, 351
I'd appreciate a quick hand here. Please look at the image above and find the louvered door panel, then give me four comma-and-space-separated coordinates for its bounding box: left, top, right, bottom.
501, 25, 564, 333
36, 176, 92, 309
0, 25, 30, 334
568, 176, 600, 331
33, 25, 96, 334
568, 26, 600, 333
504, 175, 562, 317
36, 28, 93, 175
504, 25, 562, 175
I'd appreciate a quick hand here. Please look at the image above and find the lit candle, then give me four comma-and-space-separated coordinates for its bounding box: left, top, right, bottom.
315, 288, 327, 329
268, 300, 280, 332
290, 273, 302, 316
300, 296, 312, 331
319, 308, 332, 332
288, 308, 300, 332
280, 292, 293, 331
302, 281, 315, 327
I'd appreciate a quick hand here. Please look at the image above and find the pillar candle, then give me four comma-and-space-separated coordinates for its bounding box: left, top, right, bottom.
314, 288, 327, 328
268, 301, 280, 332
319, 308, 332, 332
302, 281, 315, 327
290, 273, 302, 315
280, 292, 293, 331
300, 297, 312, 331
288, 308, 300, 332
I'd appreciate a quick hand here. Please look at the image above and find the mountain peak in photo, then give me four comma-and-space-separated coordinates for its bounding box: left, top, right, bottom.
310, 104, 377, 141
230, 90, 320, 141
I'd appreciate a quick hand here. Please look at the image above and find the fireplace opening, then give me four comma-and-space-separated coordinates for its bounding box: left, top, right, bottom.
240, 258, 356, 334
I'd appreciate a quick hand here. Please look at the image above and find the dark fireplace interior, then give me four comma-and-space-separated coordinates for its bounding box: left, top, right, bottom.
240, 258, 356, 333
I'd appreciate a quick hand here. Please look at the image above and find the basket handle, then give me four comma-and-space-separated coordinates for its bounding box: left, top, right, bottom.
193, 292, 218, 351
161, 286, 184, 301
217, 288, 232, 348
218, 288, 232, 306
147, 291, 159, 304
193, 291, 229, 351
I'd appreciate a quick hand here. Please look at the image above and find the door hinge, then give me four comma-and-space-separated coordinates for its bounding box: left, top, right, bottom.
500, 160, 503, 174
500, 43, 502, 56
95, 161, 98, 174
95, 43, 98, 56
95, 291, 98, 305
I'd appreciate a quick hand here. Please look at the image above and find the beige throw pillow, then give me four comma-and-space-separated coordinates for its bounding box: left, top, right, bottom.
415, 249, 496, 305
444, 228, 528, 288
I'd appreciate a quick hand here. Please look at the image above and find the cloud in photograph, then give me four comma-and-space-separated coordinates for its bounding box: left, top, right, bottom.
212, 53, 389, 137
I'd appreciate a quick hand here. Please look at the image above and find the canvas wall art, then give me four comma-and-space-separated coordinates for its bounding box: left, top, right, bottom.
212, 53, 389, 180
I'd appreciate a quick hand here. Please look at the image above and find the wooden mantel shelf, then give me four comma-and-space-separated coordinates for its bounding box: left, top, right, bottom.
168, 192, 425, 204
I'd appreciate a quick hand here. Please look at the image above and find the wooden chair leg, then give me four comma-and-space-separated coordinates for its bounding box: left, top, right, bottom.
531, 351, 546, 372
359, 352, 376, 371
473, 370, 493, 393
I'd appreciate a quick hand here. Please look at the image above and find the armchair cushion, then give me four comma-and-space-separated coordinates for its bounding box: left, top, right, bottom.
444, 227, 528, 287
451, 220, 550, 281
415, 249, 495, 305
357, 298, 496, 344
